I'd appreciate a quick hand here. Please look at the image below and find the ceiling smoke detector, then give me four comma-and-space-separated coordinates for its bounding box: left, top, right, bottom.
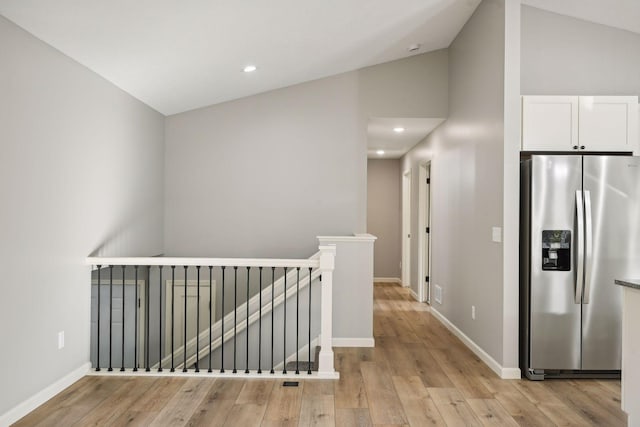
408, 44, 421, 52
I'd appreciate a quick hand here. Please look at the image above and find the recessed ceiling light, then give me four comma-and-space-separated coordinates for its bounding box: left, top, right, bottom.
243, 65, 257, 73
393, 127, 405, 133
376, 150, 385, 155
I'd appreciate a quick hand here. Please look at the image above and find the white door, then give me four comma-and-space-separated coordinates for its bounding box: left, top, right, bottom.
402, 170, 412, 287
165, 280, 214, 355
423, 164, 431, 303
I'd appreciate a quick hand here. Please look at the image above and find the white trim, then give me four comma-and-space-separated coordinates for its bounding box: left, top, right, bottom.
87, 369, 338, 380
409, 288, 420, 302
417, 161, 432, 304
332, 338, 375, 347
501, 368, 522, 380
430, 308, 520, 380
0, 362, 91, 426
373, 277, 401, 284
317, 234, 377, 243
87, 256, 318, 268
502, 0, 522, 378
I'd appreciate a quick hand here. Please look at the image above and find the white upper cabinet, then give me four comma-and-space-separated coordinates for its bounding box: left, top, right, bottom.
522, 95, 638, 152
522, 96, 578, 151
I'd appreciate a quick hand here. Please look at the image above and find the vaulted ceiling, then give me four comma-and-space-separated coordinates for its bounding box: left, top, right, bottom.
0, 0, 482, 115
1, 1, 637, 124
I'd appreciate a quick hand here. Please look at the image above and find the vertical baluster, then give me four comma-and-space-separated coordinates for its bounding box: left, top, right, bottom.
233, 266, 238, 374
121, 265, 126, 371
296, 267, 300, 375
145, 266, 150, 372
258, 267, 263, 374
108, 265, 113, 372
195, 266, 201, 373
183, 266, 188, 372
270, 267, 275, 374
171, 266, 175, 372
283, 267, 288, 374
221, 266, 226, 373
96, 265, 101, 372
158, 266, 163, 372
133, 266, 138, 372
208, 266, 213, 373
245, 267, 250, 374
308, 267, 313, 374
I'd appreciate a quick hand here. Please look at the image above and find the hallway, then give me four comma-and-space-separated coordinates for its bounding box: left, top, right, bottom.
15, 283, 626, 426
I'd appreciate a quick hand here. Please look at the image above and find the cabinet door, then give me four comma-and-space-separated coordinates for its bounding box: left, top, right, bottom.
522, 96, 578, 151
579, 96, 638, 152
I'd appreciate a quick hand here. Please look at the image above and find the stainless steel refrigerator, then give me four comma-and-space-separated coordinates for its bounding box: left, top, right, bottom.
520, 155, 640, 380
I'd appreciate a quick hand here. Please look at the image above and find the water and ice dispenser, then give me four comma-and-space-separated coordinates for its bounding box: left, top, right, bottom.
542, 230, 571, 271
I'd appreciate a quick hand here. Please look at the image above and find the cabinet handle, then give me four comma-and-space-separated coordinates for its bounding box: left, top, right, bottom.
573, 145, 579, 150
580, 146, 586, 150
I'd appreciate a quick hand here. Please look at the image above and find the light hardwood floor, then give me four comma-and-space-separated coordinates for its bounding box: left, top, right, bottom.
15, 283, 626, 426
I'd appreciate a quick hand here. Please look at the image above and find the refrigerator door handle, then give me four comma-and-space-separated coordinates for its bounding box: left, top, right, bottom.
575, 190, 585, 304
583, 190, 593, 304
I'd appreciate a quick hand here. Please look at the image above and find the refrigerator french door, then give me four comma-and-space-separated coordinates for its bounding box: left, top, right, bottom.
521, 155, 640, 380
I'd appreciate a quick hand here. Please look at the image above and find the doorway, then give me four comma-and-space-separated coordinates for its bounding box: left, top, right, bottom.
402, 169, 412, 287
91, 276, 146, 369
418, 162, 432, 303
165, 279, 215, 356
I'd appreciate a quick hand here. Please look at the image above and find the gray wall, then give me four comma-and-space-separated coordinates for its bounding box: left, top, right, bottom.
367, 159, 401, 278
164, 51, 449, 260
164, 72, 365, 258
359, 49, 449, 118
0, 15, 164, 417
521, 5, 640, 95
402, 0, 506, 364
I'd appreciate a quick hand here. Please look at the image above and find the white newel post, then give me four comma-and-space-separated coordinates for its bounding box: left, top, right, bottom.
317, 244, 338, 378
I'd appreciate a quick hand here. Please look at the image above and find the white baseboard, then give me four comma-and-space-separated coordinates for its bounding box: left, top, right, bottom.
0, 362, 91, 426
374, 277, 401, 284
430, 309, 520, 380
332, 337, 375, 348
409, 288, 420, 302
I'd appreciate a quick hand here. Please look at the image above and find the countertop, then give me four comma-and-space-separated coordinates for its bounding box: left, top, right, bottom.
615, 279, 640, 290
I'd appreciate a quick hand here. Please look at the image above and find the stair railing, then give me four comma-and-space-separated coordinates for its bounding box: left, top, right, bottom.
86, 244, 337, 379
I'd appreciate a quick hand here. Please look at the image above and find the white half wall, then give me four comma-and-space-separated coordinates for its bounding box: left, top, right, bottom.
318, 235, 376, 345
0, 15, 164, 419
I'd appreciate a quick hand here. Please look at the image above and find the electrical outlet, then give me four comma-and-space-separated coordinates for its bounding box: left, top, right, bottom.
434, 285, 443, 304
58, 331, 65, 349
472, 305, 476, 320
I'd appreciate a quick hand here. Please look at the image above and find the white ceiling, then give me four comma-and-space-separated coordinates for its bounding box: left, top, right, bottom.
0, 0, 481, 115
367, 118, 445, 159
2, 1, 636, 128
522, 0, 640, 35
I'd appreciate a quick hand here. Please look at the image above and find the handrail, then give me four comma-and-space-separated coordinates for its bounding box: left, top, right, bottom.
86, 256, 319, 268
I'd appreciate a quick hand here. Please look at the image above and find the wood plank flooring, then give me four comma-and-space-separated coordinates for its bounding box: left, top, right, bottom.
14, 283, 626, 426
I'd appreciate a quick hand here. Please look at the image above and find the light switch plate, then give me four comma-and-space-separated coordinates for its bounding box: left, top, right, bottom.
492, 227, 502, 243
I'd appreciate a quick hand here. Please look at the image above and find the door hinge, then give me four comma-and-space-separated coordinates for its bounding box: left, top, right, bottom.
425, 276, 430, 282
427, 178, 430, 184
426, 227, 430, 233
138, 298, 141, 308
